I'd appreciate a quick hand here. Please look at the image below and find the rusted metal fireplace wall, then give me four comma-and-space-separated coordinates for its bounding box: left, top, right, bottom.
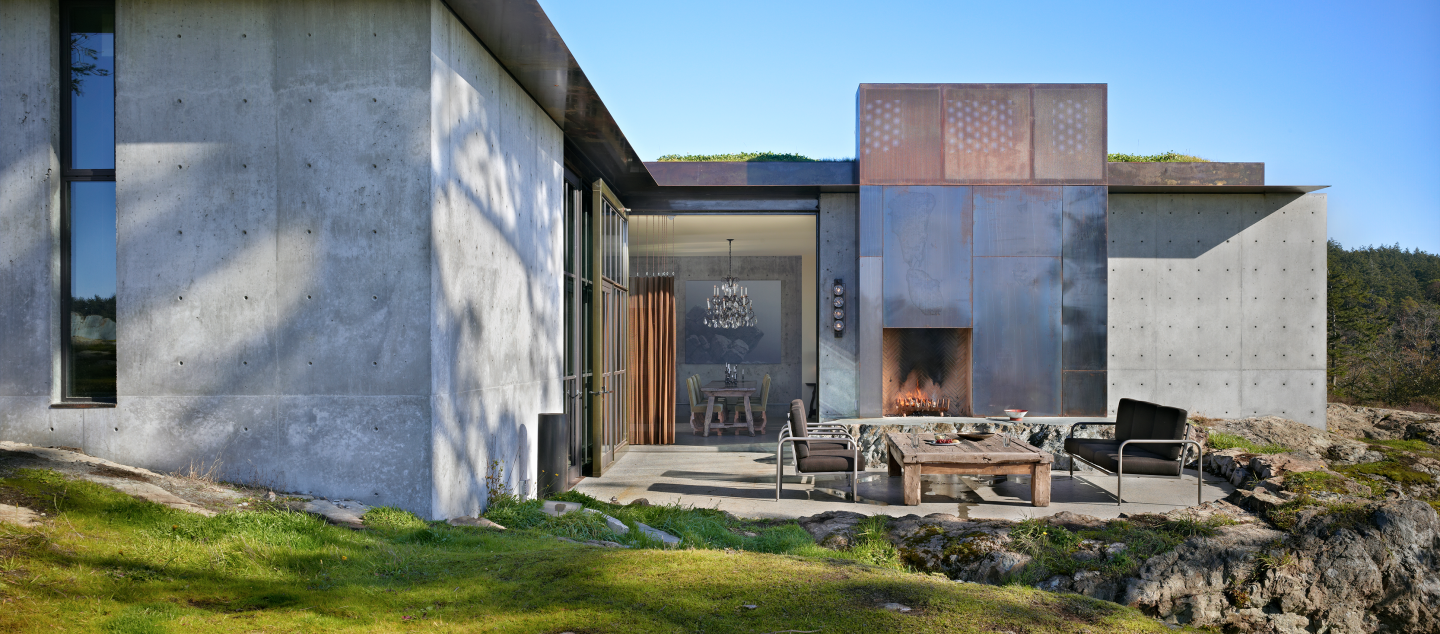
855, 83, 1108, 418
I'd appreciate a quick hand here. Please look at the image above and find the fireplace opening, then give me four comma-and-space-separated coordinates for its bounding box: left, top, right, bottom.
882, 328, 972, 417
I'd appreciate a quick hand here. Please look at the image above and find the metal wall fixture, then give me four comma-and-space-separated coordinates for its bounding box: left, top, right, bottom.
832, 278, 845, 336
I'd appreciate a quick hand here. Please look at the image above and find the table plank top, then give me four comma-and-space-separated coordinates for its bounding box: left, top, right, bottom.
885, 431, 1052, 465
700, 381, 756, 395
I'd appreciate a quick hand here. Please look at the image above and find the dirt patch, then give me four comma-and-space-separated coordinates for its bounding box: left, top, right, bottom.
88, 465, 152, 482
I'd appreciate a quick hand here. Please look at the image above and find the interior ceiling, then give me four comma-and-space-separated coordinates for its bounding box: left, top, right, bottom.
632, 214, 816, 257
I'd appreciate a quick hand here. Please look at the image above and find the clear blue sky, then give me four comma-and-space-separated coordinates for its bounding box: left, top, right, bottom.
538, 0, 1440, 255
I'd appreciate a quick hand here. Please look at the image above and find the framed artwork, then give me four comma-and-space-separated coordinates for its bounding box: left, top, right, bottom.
683, 280, 781, 364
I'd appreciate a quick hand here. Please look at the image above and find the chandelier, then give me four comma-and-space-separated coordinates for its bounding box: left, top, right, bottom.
704, 239, 756, 329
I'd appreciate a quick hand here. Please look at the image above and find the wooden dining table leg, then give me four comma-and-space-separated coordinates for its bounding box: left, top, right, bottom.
743, 397, 755, 436
704, 395, 717, 437
1030, 463, 1051, 507
903, 463, 921, 505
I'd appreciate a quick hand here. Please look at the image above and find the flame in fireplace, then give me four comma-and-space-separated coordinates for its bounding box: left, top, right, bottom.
894, 383, 950, 416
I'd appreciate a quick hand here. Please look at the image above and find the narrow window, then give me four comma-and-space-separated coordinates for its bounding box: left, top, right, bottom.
61, 1, 117, 402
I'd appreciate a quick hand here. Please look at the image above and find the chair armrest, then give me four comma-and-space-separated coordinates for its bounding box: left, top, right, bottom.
1118, 438, 1204, 462
1067, 421, 1116, 441
777, 436, 856, 448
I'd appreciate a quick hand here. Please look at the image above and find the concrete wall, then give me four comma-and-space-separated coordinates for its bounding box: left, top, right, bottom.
1108, 193, 1327, 427
818, 193, 858, 420
111, 0, 434, 507
0, 0, 62, 444
675, 256, 804, 417
0, 0, 562, 519
428, 0, 563, 519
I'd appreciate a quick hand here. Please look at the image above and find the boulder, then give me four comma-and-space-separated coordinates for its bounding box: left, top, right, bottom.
446, 516, 505, 530
1249, 453, 1327, 480
797, 510, 867, 545
635, 522, 680, 547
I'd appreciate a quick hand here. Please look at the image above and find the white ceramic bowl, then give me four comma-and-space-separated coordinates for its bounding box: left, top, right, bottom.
1004, 409, 1028, 421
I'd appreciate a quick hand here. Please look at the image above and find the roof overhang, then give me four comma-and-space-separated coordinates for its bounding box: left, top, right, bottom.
445, 0, 655, 197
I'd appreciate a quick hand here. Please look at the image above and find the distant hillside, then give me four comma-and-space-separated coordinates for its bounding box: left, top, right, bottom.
1328, 240, 1440, 412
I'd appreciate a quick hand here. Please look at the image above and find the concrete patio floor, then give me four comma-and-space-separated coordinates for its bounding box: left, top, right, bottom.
575, 443, 1235, 521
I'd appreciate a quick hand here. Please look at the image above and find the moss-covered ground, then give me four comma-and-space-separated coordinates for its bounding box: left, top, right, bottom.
1003, 515, 1234, 585
0, 468, 1188, 633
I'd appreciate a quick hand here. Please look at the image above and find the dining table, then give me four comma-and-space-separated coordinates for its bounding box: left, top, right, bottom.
699, 380, 757, 436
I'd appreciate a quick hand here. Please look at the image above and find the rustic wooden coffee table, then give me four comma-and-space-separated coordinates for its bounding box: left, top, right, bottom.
885, 431, 1052, 506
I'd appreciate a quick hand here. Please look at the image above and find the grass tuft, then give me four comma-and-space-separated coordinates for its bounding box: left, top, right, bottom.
1107, 151, 1209, 162
1207, 432, 1291, 455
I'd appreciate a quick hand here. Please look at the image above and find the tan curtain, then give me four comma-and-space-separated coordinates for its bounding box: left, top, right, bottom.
628, 276, 676, 444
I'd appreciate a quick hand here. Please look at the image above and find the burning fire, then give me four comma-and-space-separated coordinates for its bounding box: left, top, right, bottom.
894, 384, 950, 416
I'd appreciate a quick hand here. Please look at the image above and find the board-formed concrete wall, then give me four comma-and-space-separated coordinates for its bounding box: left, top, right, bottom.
0, 0, 63, 444
0, 0, 563, 519
818, 194, 859, 420
428, 0, 563, 519
675, 256, 804, 419
1108, 193, 1327, 427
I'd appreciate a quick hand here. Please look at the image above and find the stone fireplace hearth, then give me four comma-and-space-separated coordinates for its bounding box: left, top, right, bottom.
882, 328, 972, 417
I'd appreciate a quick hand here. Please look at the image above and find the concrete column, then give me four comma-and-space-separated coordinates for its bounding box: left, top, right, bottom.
818, 193, 857, 420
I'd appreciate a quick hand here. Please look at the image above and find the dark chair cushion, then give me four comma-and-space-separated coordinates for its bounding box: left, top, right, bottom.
805, 440, 852, 452
789, 400, 808, 458
796, 448, 863, 473
1112, 398, 1190, 460
1064, 438, 1182, 476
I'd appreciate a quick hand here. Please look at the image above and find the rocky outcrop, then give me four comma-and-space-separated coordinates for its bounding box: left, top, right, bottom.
885, 513, 1029, 584
1196, 414, 1371, 462
1328, 402, 1440, 444
799, 495, 1440, 633
1125, 499, 1440, 633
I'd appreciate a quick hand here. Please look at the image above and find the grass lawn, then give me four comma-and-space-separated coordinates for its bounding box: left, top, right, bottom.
0, 468, 1186, 633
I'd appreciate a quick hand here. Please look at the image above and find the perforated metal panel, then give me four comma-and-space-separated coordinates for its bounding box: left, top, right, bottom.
1033, 86, 1106, 183
882, 186, 972, 327
944, 86, 1031, 183
972, 256, 1062, 416
858, 87, 942, 184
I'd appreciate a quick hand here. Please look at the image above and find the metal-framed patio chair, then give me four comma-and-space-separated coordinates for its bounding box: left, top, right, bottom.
1064, 397, 1205, 505
776, 399, 863, 500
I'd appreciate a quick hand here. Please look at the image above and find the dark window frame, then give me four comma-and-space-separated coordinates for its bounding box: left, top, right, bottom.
58, 0, 117, 404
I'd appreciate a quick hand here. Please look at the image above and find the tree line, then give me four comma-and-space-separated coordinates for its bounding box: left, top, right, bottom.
1327, 240, 1440, 412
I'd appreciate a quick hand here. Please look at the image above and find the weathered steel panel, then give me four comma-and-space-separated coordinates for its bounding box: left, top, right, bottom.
859, 186, 883, 256
883, 186, 973, 327
858, 86, 942, 185
857, 256, 884, 417
972, 256, 1062, 416
1062, 371, 1107, 416
1106, 162, 1262, 187
943, 86, 1032, 183
1062, 186, 1107, 371
1033, 87, 1106, 183
973, 186, 1062, 257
